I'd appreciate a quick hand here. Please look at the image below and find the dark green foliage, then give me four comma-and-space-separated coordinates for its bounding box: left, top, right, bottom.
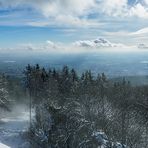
24, 65, 148, 148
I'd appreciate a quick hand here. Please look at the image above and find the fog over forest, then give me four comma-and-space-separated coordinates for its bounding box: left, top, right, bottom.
0, 64, 148, 148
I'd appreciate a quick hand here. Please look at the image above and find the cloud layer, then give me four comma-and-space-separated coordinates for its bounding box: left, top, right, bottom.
0, 0, 148, 27
0, 0, 97, 27
1, 37, 131, 54
0, 0, 148, 48
99, 0, 148, 18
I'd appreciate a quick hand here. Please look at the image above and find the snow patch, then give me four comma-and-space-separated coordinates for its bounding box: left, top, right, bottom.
0, 142, 10, 148
0, 104, 30, 148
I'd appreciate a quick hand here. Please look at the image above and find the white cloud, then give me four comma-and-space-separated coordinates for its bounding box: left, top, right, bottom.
1, 0, 148, 28
103, 27, 148, 47
130, 27, 148, 35
54, 15, 99, 27
144, 0, 148, 5
18, 43, 35, 51
46, 40, 57, 48
105, 27, 148, 37
46, 40, 55, 47
33, 0, 96, 17
1, 38, 129, 54
129, 3, 148, 18
73, 37, 127, 48
0, 0, 98, 27
17, 40, 59, 52
33, 0, 148, 20
100, 0, 128, 17
27, 16, 99, 27
98, 0, 148, 19
138, 43, 148, 49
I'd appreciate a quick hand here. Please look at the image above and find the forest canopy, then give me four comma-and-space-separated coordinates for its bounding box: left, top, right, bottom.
23, 64, 148, 148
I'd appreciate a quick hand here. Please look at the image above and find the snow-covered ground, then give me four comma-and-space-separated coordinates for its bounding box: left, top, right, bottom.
0, 105, 30, 148
0, 142, 10, 148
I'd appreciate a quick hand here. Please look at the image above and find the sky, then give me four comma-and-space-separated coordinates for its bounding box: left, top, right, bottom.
0, 0, 148, 52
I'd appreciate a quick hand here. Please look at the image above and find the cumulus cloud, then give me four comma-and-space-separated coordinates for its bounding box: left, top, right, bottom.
73, 38, 127, 48
138, 43, 148, 49
99, 0, 148, 18
129, 3, 148, 18
1, 38, 129, 54
99, 0, 127, 17
46, 40, 57, 48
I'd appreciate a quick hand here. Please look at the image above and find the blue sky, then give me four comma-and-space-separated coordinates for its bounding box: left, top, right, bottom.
0, 0, 148, 51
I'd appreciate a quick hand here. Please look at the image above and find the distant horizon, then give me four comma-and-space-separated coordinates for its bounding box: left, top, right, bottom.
0, 51, 148, 79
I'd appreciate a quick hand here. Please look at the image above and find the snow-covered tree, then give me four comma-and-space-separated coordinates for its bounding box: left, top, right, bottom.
0, 74, 10, 111
24, 65, 147, 147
